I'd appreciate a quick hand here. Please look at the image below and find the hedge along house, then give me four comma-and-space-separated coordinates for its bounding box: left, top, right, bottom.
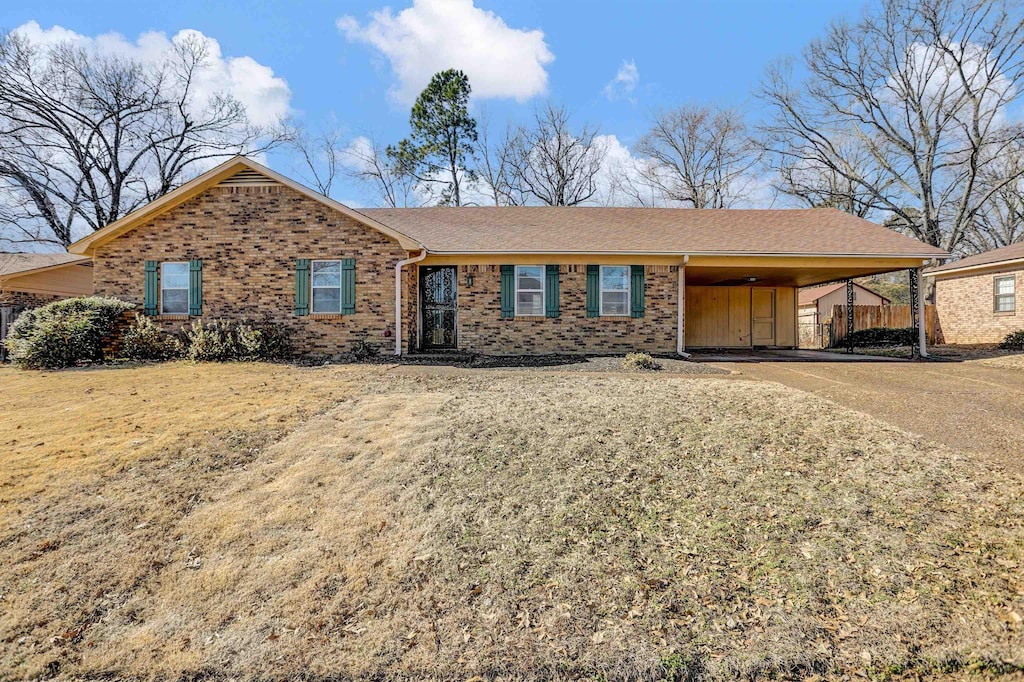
67, 157, 947, 357
926, 241, 1024, 344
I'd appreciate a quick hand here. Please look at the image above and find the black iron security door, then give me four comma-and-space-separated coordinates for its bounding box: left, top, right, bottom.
420, 266, 457, 349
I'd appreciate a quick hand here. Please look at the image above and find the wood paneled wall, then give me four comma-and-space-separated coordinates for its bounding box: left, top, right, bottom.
685, 285, 798, 348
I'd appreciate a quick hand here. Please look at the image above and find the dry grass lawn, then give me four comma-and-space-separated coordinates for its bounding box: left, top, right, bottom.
1, 362, 1023, 680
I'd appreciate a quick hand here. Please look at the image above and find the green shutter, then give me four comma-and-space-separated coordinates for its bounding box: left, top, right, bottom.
631, 265, 645, 318
586, 265, 599, 317
341, 258, 356, 315
545, 264, 560, 318
188, 259, 203, 316
144, 261, 158, 316
500, 265, 514, 319
294, 259, 310, 316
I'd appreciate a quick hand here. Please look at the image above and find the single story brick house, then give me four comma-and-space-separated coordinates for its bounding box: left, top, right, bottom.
0, 253, 93, 309
67, 157, 947, 357
927, 242, 1024, 344
1, 253, 94, 354
798, 281, 890, 326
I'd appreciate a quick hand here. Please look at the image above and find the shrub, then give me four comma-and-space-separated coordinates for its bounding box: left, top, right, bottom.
351, 339, 379, 361
4, 296, 134, 369
120, 314, 183, 361
182, 319, 291, 362
841, 327, 916, 348
622, 352, 662, 371
1000, 330, 1024, 350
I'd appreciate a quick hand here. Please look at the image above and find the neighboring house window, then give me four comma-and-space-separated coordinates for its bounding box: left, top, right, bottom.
515, 265, 545, 316
600, 265, 630, 316
311, 260, 342, 313
160, 262, 189, 314
995, 275, 1016, 313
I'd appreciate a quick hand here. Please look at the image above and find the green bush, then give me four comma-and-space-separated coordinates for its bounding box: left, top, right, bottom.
841, 327, 917, 348
1000, 330, 1024, 350
120, 314, 183, 361
182, 319, 291, 362
622, 352, 662, 371
4, 296, 134, 369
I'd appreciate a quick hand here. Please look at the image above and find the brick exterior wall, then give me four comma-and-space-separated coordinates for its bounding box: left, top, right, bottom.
0, 290, 64, 309
89, 182, 685, 357
934, 266, 1023, 344
451, 264, 679, 354
92, 184, 413, 357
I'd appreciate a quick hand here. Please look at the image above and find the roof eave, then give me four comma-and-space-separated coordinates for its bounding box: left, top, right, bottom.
67, 156, 425, 256
926, 256, 1024, 277
423, 249, 946, 259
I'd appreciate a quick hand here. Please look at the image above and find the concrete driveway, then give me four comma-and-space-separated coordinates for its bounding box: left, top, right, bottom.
713, 359, 1024, 470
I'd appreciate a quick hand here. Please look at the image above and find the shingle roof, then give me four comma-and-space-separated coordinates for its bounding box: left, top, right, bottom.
0, 252, 89, 277
798, 281, 889, 306
359, 206, 946, 257
925, 241, 1024, 275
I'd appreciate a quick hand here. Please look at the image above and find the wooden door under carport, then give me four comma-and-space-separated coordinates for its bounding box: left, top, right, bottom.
685, 286, 796, 348
751, 288, 775, 346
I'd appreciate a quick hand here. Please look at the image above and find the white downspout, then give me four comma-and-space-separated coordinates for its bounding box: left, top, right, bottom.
395, 251, 427, 356
677, 255, 689, 357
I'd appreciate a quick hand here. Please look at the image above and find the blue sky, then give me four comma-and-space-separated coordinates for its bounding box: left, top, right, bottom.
4, 0, 870, 205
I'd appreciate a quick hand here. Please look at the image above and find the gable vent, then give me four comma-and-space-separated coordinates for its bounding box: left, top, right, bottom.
218, 168, 279, 187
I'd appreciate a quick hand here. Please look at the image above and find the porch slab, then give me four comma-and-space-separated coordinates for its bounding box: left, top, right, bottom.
688, 349, 907, 362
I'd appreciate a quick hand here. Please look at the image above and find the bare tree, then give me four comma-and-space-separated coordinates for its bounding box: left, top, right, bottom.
507, 103, 607, 206
967, 149, 1024, 251
341, 135, 419, 208
474, 110, 524, 206
766, 139, 889, 217
289, 127, 344, 197
0, 31, 286, 249
633, 104, 759, 208
758, 0, 1024, 253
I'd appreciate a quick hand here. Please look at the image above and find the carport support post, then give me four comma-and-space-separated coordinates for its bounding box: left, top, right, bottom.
845, 279, 855, 354
909, 268, 920, 359
910, 266, 929, 359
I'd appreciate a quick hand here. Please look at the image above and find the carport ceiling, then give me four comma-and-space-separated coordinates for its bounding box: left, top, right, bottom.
685, 265, 914, 287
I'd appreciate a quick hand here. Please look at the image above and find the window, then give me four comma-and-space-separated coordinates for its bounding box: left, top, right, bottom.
311, 260, 342, 313
995, 275, 1016, 313
600, 265, 630, 316
160, 262, 189, 314
515, 265, 545, 316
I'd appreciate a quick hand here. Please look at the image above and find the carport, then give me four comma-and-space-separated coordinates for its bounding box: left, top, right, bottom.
680, 254, 940, 358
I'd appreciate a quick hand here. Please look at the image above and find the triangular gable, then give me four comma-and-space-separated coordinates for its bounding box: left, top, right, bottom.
67, 156, 424, 256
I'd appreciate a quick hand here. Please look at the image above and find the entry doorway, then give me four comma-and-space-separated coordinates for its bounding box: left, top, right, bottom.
420, 266, 457, 349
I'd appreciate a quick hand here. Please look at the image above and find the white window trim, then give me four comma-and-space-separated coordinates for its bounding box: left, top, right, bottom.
160, 261, 190, 315
311, 259, 343, 314
599, 265, 631, 317
994, 275, 1016, 313
514, 265, 546, 317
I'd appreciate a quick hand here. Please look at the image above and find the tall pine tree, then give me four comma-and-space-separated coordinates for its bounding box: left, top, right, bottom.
389, 69, 478, 206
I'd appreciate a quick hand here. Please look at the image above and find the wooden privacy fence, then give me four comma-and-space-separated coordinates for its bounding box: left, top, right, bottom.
828, 304, 938, 347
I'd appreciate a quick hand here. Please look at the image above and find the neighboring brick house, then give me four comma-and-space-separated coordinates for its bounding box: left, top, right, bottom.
67, 157, 947, 357
927, 242, 1024, 344
0, 253, 93, 308
0, 253, 94, 354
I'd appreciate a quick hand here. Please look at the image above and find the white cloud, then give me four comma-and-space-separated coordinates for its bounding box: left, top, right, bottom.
603, 60, 639, 102
337, 0, 554, 104
13, 21, 292, 127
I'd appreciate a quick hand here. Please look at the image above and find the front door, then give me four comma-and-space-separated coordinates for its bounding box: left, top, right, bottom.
751, 288, 776, 346
420, 266, 457, 349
